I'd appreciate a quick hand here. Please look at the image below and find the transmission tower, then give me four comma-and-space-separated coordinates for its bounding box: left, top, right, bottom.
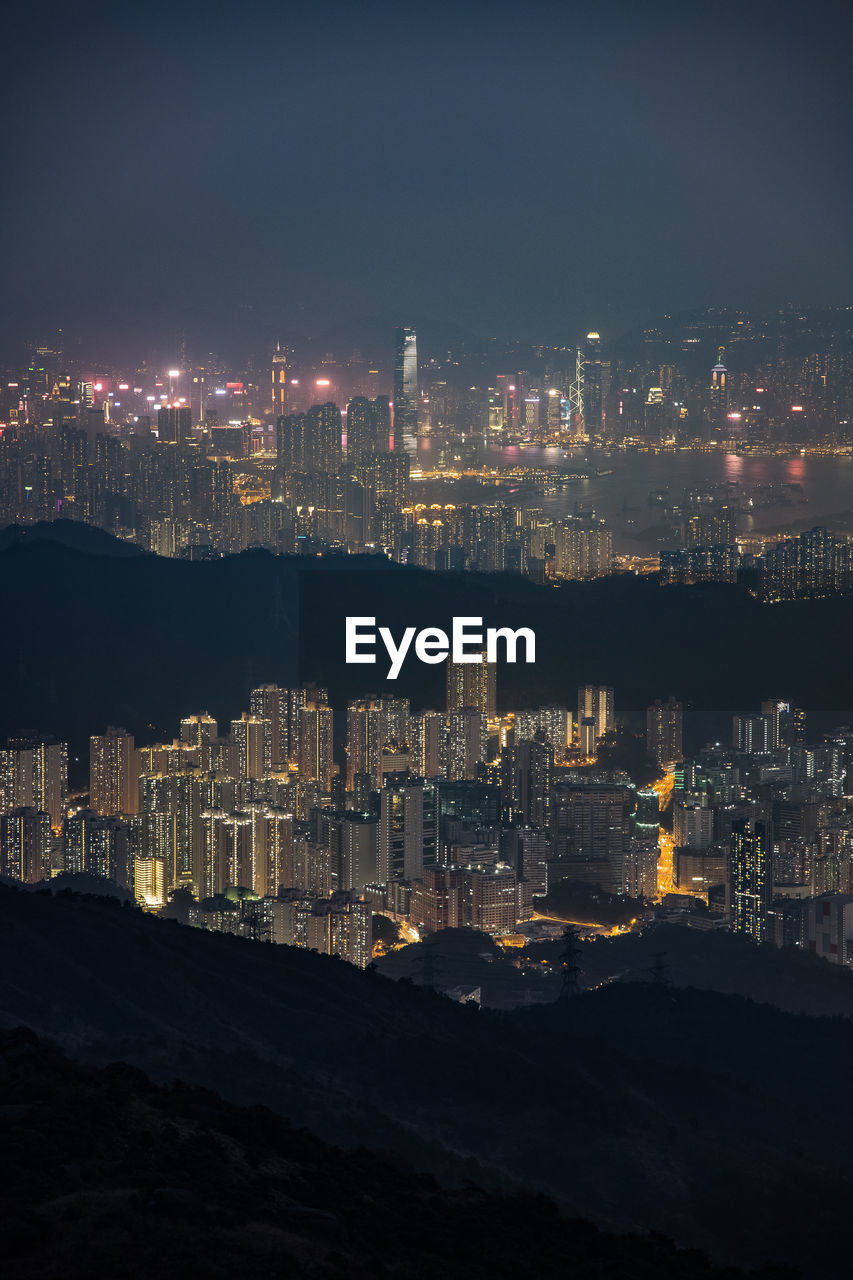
559, 925, 583, 999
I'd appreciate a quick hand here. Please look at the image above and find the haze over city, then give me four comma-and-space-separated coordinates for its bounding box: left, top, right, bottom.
4, 3, 853, 1279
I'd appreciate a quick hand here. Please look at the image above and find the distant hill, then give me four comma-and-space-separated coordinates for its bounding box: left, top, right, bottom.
4, 524, 853, 772
0, 1026, 774, 1280
0, 882, 850, 1275
0, 519, 147, 557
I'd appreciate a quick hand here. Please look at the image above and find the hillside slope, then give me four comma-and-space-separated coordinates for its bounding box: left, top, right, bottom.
0, 884, 850, 1274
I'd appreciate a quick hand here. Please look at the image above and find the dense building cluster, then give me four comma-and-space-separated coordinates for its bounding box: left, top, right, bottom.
4, 668, 853, 968
4, 307, 853, 590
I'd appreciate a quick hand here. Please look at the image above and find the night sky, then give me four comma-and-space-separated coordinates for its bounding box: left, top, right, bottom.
3, 0, 853, 360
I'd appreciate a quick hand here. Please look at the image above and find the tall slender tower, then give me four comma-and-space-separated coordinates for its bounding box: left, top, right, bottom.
393, 326, 418, 456
272, 341, 288, 416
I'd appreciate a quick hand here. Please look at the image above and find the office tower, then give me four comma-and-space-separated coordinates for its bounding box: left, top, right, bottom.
89, 727, 138, 816
501, 736, 553, 828
584, 332, 604, 434
447, 708, 487, 781
551, 780, 634, 893
334, 812, 380, 891
446, 653, 496, 719
554, 520, 613, 580
299, 703, 335, 791
672, 797, 713, 850
646, 697, 684, 765
380, 778, 426, 883
0, 807, 51, 882
229, 713, 272, 780
732, 714, 773, 755
347, 395, 391, 461
674, 845, 728, 895
731, 818, 771, 941
0, 740, 68, 829
393, 325, 418, 455
709, 349, 728, 420
271, 341, 288, 416
577, 685, 614, 742
634, 787, 659, 843
157, 406, 192, 445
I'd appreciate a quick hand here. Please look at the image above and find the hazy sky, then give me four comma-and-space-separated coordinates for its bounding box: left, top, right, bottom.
3, 0, 852, 360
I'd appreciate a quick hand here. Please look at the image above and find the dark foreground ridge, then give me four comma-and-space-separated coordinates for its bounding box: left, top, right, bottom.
0, 1026, 778, 1280
4, 522, 853, 765
0, 884, 849, 1275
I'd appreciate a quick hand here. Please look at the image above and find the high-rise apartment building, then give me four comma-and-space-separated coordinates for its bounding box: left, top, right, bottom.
0, 807, 51, 882
577, 685, 614, 742
346, 395, 391, 461
90, 726, 138, 816
447, 653, 496, 719
646, 697, 683, 765
0, 739, 68, 829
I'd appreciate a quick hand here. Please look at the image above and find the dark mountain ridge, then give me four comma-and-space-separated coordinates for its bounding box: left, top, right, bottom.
0, 883, 850, 1276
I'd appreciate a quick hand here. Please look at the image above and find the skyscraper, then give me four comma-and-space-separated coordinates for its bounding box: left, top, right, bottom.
271, 341, 288, 416
731, 818, 771, 941
393, 326, 418, 456
347, 395, 391, 461
646, 697, 684, 766
90, 727, 138, 816
577, 686, 614, 742
447, 653, 496, 719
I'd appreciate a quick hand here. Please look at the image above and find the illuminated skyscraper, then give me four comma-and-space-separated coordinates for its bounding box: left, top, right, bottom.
731, 818, 771, 941
157, 406, 192, 445
446, 653, 496, 719
709, 347, 728, 420
347, 395, 391, 461
272, 341, 288, 416
1, 740, 68, 829
577, 686, 614, 742
90, 727, 138, 816
447, 708, 487, 781
380, 778, 427, 883
0, 807, 51, 882
393, 326, 418, 455
230, 713, 272, 780
299, 703, 335, 791
646, 697, 683, 766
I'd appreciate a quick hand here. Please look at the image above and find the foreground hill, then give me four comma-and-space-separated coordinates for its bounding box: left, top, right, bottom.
0, 884, 850, 1274
0, 1027, 777, 1280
